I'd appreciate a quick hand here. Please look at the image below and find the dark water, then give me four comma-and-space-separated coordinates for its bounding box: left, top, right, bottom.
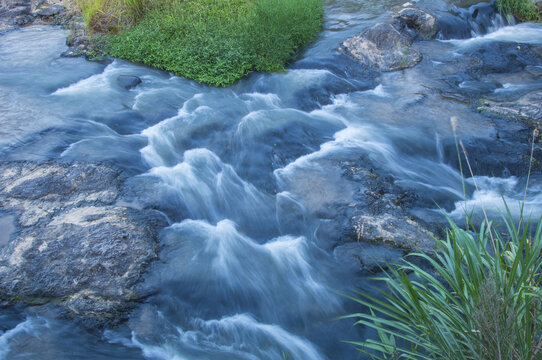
1, 0, 542, 359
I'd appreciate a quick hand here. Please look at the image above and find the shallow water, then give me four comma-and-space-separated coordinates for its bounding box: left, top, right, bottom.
1, 0, 542, 359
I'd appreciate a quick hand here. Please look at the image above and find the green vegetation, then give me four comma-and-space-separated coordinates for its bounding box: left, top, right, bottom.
497, 0, 541, 22
76, 0, 150, 32
343, 210, 542, 359
77, 0, 323, 86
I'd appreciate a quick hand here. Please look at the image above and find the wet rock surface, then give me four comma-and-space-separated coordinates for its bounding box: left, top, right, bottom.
0, 162, 168, 321
333, 242, 405, 273
340, 164, 438, 253
318, 161, 438, 257
482, 91, 542, 125
339, 1, 508, 72
117, 75, 142, 90
398, 7, 437, 39
0, 0, 71, 32
0, 0, 90, 56
340, 22, 423, 72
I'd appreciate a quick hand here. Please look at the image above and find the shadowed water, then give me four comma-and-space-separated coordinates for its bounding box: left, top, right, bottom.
1, 0, 541, 359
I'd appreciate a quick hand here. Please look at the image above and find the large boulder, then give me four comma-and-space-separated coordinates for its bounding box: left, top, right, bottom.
0, 162, 168, 321
340, 22, 422, 72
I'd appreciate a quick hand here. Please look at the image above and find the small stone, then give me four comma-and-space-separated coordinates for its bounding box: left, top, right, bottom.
117, 75, 142, 90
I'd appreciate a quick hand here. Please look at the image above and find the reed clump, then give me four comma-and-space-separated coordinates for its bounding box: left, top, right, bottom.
342, 211, 542, 359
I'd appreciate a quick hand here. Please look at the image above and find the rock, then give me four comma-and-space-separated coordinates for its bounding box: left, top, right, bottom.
13, 13, 32, 24
340, 22, 422, 72
468, 2, 500, 35
0, 162, 168, 321
315, 161, 438, 254
435, 12, 471, 39
350, 213, 436, 252
481, 91, 542, 126
333, 242, 404, 273
34, 4, 65, 17
117, 75, 142, 90
398, 7, 437, 39
0, 0, 33, 32
463, 43, 542, 76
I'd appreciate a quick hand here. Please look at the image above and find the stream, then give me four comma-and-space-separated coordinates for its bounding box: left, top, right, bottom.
1, 0, 542, 359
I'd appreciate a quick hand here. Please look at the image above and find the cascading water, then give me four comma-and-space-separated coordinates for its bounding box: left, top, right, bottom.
0, 0, 541, 359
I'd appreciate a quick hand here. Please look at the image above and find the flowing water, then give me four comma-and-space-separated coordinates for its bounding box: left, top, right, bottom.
1, 0, 542, 359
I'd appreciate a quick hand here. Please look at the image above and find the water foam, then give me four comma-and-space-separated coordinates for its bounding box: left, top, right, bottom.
160, 219, 338, 315
110, 314, 325, 360
0, 318, 48, 360
146, 149, 274, 227
52, 61, 122, 96
446, 176, 542, 221
444, 23, 542, 48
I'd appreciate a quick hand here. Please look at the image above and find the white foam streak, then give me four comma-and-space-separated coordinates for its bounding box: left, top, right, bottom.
0, 318, 47, 360
164, 219, 338, 313
274, 125, 392, 184
140, 94, 211, 167
52, 62, 120, 96
444, 23, 542, 48
182, 314, 325, 360
131, 335, 191, 360
447, 176, 542, 221
147, 149, 273, 224
361, 84, 389, 97
112, 314, 325, 360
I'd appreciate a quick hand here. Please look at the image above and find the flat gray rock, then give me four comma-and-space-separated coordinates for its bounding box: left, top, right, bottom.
0, 162, 167, 321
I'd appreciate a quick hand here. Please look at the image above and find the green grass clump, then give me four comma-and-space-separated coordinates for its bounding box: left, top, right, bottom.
343, 209, 542, 359
497, 0, 541, 22
103, 0, 323, 86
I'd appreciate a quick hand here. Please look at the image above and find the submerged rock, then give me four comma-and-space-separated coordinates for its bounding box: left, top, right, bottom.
320, 162, 438, 255
340, 22, 422, 72
435, 11, 472, 39
117, 75, 142, 90
0, 162, 168, 321
481, 91, 542, 125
